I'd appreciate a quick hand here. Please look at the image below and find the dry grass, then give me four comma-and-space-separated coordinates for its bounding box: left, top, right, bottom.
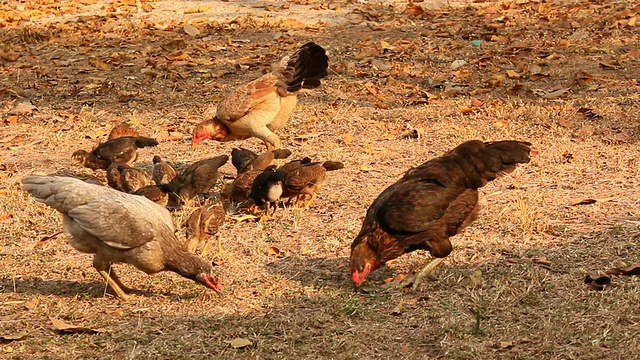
1, 0, 640, 358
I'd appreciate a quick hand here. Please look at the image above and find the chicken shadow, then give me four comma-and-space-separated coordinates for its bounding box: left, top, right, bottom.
264, 256, 350, 289
263, 255, 399, 289
0, 276, 164, 299
0, 276, 111, 298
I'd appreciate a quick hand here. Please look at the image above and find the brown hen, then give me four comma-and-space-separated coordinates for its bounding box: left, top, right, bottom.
22, 175, 222, 300
349, 140, 532, 288
192, 42, 329, 150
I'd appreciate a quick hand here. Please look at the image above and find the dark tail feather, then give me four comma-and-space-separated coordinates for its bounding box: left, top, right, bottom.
480, 140, 532, 176
272, 149, 292, 159
134, 137, 159, 148
322, 161, 344, 171
285, 42, 329, 92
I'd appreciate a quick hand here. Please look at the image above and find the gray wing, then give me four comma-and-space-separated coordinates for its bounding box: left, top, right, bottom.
68, 195, 173, 249
23, 175, 175, 250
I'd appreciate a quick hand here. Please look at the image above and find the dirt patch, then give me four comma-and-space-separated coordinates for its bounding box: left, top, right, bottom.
1, 0, 640, 359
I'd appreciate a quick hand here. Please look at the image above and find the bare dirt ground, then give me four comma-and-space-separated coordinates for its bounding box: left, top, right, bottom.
1, 0, 640, 358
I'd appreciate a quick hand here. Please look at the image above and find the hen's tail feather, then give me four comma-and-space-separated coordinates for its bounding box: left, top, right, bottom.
284, 42, 329, 92
479, 140, 532, 177
134, 137, 159, 148
322, 161, 344, 171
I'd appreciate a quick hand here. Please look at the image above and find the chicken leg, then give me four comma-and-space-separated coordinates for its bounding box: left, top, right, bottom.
216, 233, 223, 255
200, 233, 223, 258
395, 257, 445, 289
97, 268, 129, 300
303, 193, 317, 209
251, 126, 281, 151
411, 257, 445, 290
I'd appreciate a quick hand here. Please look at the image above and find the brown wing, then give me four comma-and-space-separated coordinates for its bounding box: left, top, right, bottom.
231, 148, 258, 174
134, 185, 169, 206
247, 151, 275, 172
152, 159, 177, 185
171, 155, 229, 200
372, 180, 478, 259
377, 180, 475, 235
121, 168, 153, 193
216, 74, 279, 123
94, 138, 137, 163
229, 171, 261, 200
106, 163, 125, 191
283, 164, 326, 196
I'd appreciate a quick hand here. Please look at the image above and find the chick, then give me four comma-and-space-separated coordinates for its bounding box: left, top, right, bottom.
72, 136, 158, 170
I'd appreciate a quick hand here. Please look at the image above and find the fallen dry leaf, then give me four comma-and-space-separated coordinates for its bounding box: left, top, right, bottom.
183, 24, 200, 37
577, 107, 602, 119
506, 69, 521, 79
391, 299, 404, 316
606, 264, 640, 276
8, 101, 37, 115
584, 273, 611, 291
225, 337, 252, 349
458, 105, 475, 114
184, 6, 210, 14
599, 61, 622, 70
228, 214, 258, 222
570, 197, 615, 206
532, 257, 552, 266
0, 330, 27, 341
23, 298, 39, 311
470, 98, 484, 107
405, 3, 424, 15
266, 246, 280, 256
50, 317, 104, 334
4, 115, 18, 125
558, 117, 574, 128
534, 88, 571, 99
364, 82, 386, 102
32, 231, 62, 249
461, 269, 483, 288
604, 132, 630, 144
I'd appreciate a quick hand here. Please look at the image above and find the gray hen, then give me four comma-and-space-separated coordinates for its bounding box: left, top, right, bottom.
22, 175, 223, 300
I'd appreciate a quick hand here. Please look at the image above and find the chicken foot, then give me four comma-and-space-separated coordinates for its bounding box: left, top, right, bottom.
394, 257, 446, 289
411, 257, 445, 289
